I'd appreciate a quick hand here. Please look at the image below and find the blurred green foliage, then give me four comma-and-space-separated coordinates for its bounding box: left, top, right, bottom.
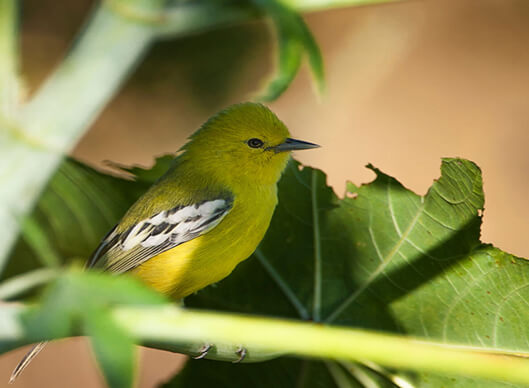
21, 271, 167, 388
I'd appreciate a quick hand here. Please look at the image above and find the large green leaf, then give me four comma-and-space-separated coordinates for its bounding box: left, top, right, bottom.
2, 159, 148, 282
165, 158, 529, 387
165, 358, 356, 388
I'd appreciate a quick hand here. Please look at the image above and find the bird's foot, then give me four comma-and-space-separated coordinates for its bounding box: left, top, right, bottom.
193, 343, 212, 359
232, 346, 247, 363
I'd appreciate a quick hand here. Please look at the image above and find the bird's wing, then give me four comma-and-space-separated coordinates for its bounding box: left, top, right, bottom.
87, 196, 234, 273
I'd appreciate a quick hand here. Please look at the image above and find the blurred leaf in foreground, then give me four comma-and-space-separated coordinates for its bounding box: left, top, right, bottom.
20, 270, 168, 388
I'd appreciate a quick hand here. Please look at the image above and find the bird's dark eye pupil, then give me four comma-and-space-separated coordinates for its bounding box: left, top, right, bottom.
248, 138, 264, 148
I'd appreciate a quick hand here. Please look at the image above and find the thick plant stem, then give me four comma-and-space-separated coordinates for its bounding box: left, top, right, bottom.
0, 268, 60, 300
0, 3, 160, 273
3, 304, 529, 385
115, 307, 529, 385
285, 0, 401, 12
0, 0, 18, 117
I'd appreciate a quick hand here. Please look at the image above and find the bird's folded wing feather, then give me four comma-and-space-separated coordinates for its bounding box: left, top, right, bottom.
87, 196, 234, 273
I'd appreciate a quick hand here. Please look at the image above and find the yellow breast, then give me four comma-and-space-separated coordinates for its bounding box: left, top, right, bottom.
131, 184, 277, 299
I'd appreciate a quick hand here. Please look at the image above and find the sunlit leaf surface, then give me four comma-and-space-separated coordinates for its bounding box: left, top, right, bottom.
168, 159, 529, 387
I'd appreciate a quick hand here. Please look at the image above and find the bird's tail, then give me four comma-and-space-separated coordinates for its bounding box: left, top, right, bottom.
9, 341, 48, 384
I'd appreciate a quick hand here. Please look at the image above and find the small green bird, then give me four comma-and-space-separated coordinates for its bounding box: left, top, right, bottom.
11, 102, 319, 382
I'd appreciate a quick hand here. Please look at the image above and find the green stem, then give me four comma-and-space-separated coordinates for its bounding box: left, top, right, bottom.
255, 248, 309, 320
0, 0, 18, 118
0, 268, 60, 300
153, 3, 260, 39
4, 305, 529, 385
311, 170, 322, 321
0, 2, 163, 273
115, 307, 529, 385
284, 0, 403, 13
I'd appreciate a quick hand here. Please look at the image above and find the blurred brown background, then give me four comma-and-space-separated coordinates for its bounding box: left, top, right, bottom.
2, 0, 529, 386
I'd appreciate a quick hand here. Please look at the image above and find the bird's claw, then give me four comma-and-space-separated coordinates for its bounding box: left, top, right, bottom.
193, 344, 246, 362
232, 346, 247, 363
193, 343, 212, 360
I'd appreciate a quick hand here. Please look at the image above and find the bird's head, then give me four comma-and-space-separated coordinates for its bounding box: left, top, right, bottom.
181, 103, 319, 186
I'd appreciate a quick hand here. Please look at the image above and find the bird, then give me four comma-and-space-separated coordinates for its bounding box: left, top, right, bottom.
10, 102, 319, 382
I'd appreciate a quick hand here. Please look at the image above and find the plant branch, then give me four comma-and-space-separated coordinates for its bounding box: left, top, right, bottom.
3, 304, 529, 385
284, 0, 404, 13
0, 0, 19, 118
0, 268, 60, 300
0, 1, 165, 273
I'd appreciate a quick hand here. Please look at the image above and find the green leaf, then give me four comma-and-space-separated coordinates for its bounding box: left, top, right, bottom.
0, 0, 19, 114
163, 357, 402, 388
0, 268, 59, 300
18, 216, 61, 268
164, 358, 342, 388
2, 158, 150, 281
85, 310, 136, 388
254, 0, 324, 101
20, 270, 167, 388
166, 158, 529, 387
105, 155, 174, 184
21, 271, 166, 339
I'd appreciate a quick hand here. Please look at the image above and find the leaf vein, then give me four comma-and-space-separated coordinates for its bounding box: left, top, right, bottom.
255, 249, 309, 320
325, 199, 426, 323
311, 170, 322, 322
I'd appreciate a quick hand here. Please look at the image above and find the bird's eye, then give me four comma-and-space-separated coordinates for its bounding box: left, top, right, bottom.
247, 138, 264, 148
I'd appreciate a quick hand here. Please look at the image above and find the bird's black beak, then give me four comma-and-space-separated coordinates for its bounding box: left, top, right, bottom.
272, 138, 320, 153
